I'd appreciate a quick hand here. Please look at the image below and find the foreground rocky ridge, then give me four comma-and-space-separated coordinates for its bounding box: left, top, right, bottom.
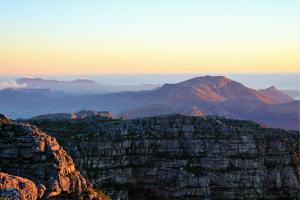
0, 114, 110, 200
29, 114, 300, 200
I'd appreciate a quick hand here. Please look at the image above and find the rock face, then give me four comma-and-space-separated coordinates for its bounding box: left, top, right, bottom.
0, 172, 38, 200
0, 114, 88, 198
31, 114, 300, 200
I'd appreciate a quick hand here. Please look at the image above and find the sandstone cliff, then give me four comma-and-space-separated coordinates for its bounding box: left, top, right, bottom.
30, 114, 300, 200
0, 114, 88, 198
0, 172, 38, 200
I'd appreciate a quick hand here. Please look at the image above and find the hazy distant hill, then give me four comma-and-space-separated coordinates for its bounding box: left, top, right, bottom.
118, 99, 299, 130
281, 90, 300, 100
218, 98, 299, 130
258, 86, 294, 103
118, 104, 206, 119
16, 77, 161, 93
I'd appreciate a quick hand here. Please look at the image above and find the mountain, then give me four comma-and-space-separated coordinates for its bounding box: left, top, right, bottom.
149, 76, 280, 104
258, 86, 294, 103
1, 75, 298, 130
23, 113, 300, 200
16, 77, 161, 94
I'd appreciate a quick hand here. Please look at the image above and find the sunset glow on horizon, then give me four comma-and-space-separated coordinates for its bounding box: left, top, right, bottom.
0, 0, 299, 75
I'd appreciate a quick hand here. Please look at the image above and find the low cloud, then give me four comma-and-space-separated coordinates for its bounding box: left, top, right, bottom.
0, 81, 27, 90
19, 76, 33, 79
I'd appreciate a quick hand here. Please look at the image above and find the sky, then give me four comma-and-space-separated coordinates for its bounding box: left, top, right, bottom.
0, 0, 299, 75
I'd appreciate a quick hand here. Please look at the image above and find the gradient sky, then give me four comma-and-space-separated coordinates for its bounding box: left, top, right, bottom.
0, 0, 299, 75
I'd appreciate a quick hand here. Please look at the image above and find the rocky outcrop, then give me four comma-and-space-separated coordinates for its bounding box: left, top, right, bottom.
0, 114, 88, 198
30, 109, 115, 120
31, 114, 300, 200
0, 172, 38, 200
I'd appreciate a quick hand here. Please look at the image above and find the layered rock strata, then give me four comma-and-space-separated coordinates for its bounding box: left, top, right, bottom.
0, 172, 38, 200
31, 114, 300, 200
0, 114, 87, 198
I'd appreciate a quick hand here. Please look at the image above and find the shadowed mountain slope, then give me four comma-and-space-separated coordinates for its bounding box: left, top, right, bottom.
118, 104, 206, 119
118, 100, 300, 130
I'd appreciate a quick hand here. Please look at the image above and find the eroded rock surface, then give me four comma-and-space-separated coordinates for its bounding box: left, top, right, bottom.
0, 114, 87, 198
0, 172, 37, 200
31, 114, 300, 200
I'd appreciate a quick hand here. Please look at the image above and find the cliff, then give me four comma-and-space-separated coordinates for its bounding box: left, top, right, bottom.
0, 172, 38, 200
29, 114, 300, 200
0, 113, 88, 199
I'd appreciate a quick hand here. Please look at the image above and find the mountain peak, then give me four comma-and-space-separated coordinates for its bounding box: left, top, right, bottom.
267, 86, 277, 91
258, 86, 294, 103
154, 76, 279, 104
178, 75, 232, 88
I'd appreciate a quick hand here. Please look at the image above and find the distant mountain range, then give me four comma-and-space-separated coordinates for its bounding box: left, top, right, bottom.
16, 77, 161, 93
1, 75, 298, 130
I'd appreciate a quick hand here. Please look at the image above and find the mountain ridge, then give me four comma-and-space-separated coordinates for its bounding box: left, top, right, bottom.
258, 85, 294, 103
